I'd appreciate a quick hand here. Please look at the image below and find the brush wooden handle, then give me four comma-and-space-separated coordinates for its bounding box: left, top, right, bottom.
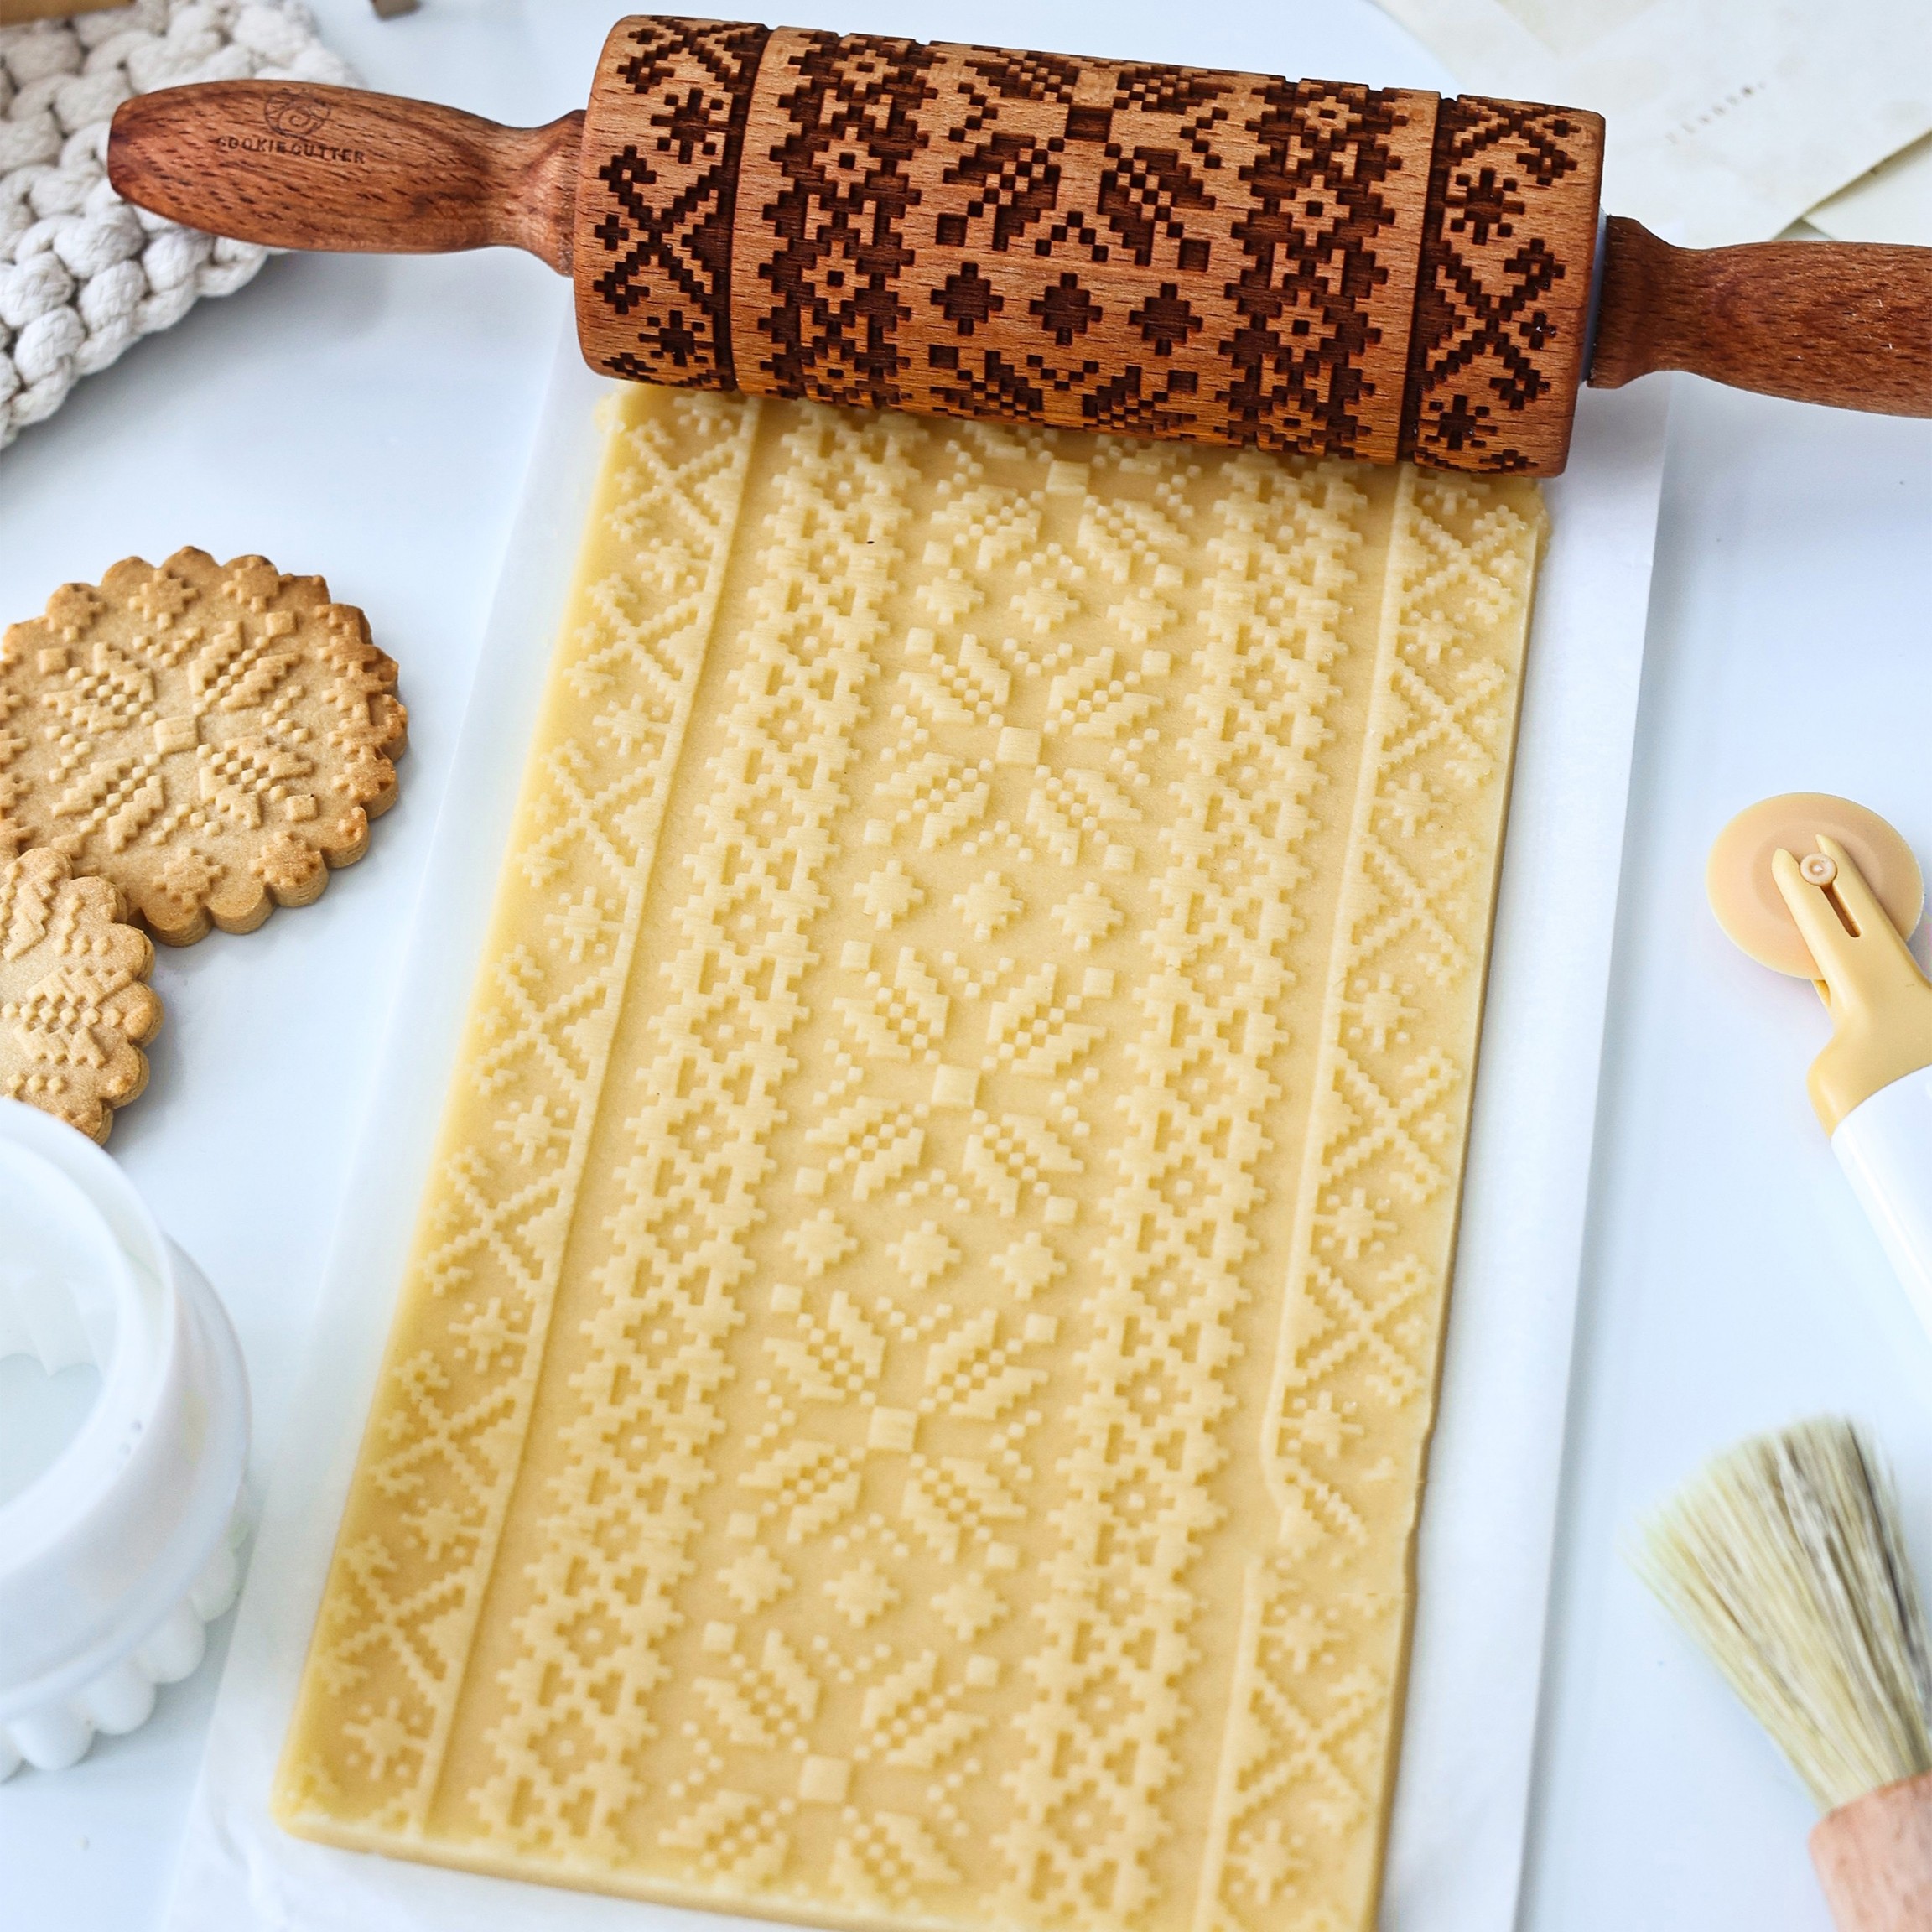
101, 15, 1932, 474
1592, 216, 1932, 418
1812, 1769, 1932, 1932
107, 81, 584, 274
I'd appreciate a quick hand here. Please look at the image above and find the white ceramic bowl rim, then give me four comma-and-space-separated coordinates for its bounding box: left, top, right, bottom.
0, 1101, 249, 1719
0, 1134, 164, 1562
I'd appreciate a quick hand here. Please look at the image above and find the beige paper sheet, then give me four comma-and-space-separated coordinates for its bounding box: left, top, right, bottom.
1373, 0, 1932, 245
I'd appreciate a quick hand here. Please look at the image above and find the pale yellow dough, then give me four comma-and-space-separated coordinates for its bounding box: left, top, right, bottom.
276, 390, 1544, 1932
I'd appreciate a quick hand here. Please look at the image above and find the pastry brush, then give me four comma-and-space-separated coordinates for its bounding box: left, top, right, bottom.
1638, 1417, 1932, 1931
100, 13, 1932, 478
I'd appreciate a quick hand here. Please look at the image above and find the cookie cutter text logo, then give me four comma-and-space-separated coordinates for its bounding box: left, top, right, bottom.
262, 90, 332, 140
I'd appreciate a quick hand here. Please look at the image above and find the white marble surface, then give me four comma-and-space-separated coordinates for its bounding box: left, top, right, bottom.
2, 2, 1928, 1929
0, 5, 608, 1914
1523, 380, 1932, 1932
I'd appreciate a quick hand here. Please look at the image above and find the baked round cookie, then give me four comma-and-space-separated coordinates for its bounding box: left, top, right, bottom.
1, 847, 161, 1145
0, 549, 407, 944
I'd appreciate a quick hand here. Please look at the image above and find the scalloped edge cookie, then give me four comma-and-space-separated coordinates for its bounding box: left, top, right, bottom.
1, 846, 161, 1144
1, 548, 408, 947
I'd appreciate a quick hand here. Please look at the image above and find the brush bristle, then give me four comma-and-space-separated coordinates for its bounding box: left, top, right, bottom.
1636, 1416, 1932, 1813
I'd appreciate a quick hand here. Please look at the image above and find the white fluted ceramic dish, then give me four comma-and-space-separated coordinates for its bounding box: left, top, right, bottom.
0, 1098, 248, 1776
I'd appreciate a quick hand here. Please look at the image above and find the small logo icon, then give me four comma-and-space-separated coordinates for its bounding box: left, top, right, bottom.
262, 90, 332, 139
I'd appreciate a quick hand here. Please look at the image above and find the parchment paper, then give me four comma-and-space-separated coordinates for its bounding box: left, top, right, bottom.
156, 309, 1670, 1932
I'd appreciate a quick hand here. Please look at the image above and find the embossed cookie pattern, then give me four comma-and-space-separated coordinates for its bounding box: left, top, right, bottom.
1, 846, 159, 1145
0, 548, 407, 945
276, 389, 1545, 1932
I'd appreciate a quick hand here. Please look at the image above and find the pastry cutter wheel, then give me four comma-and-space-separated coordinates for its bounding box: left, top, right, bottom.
1710, 793, 1932, 1338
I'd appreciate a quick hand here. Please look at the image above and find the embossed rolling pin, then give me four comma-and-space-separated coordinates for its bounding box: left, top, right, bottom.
104, 15, 1932, 475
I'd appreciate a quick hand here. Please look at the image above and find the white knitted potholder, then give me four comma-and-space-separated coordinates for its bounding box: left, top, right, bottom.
0, 1, 352, 451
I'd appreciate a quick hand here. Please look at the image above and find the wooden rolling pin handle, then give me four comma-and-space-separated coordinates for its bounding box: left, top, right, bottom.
106, 82, 584, 276
1590, 214, 1932, 418
1810, 1769, 1932, 1931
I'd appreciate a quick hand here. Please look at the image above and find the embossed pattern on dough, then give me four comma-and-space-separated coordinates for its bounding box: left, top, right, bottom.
0, 548, 406, 944
0, 845, 158, 1143
276, 388, 1543, 1932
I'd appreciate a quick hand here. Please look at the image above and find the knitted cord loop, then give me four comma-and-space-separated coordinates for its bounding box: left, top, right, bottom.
0, 0, 351, 449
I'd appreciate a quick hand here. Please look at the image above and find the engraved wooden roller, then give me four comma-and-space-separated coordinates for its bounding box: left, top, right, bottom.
104, 14, 1932, 476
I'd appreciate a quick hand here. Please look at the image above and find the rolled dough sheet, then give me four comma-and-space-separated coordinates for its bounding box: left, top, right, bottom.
273, 388, 1543, 1932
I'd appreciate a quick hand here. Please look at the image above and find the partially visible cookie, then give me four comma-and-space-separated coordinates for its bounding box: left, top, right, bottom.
0, 549, 407, 945
1, 847, 160, 1145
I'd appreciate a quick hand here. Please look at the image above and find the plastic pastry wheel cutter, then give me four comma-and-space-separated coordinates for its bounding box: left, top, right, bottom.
1710, 793, 1932, 1337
